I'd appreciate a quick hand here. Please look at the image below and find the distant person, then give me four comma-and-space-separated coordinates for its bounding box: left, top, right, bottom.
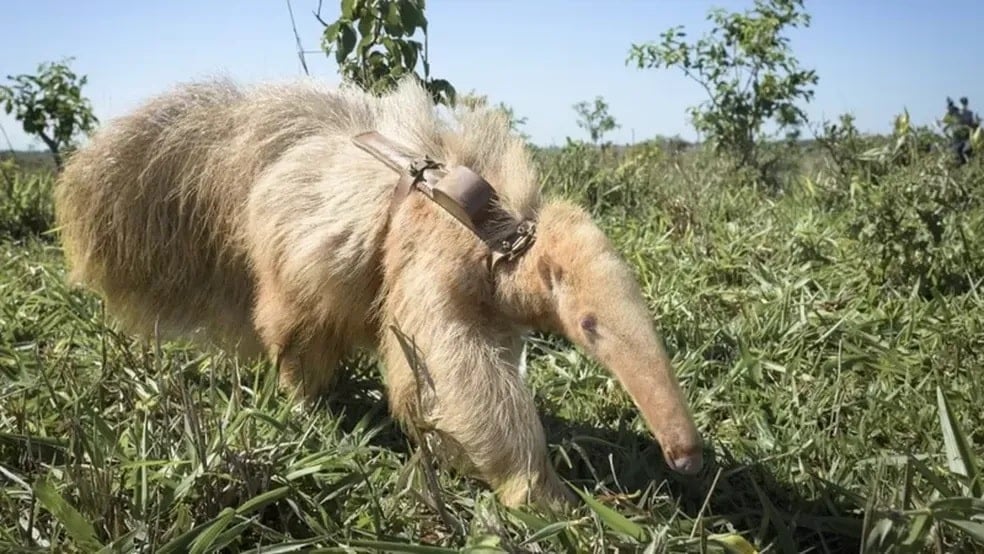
946, 97, 978, 164
958, 97, 980, 129
944, 98, 961, 162
944, 97, 959, 131
958, 97, 979, 163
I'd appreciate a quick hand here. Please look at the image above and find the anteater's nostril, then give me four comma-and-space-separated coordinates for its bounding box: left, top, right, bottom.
666, 443, 703, 475
670, 453, 703, 475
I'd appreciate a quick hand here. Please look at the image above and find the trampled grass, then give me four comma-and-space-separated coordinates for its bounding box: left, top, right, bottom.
0, 139, 982, 553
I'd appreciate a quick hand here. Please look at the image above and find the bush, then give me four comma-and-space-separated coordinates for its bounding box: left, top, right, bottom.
849, 157, 983, 296
0, 168, 55, 239
815, 113, 984, 296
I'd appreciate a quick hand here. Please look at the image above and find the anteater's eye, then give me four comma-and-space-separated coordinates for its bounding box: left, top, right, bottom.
580, 314, 598, 335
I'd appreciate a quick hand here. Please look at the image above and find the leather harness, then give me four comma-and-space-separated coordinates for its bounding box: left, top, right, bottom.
352, 131, 537, 272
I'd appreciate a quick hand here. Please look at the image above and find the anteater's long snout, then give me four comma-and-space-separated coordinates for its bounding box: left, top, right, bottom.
604, 343, 704, 476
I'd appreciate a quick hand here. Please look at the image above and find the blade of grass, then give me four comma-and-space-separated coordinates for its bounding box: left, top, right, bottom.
31, 477, 103, 551
936, 387, 980, 497
572, 487, 647, 542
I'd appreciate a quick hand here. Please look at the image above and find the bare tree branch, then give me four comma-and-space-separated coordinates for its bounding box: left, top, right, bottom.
285, 0, 310, 76
313, 0, 331, 27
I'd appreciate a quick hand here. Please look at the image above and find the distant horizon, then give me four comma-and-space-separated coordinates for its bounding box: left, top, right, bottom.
0, 127, 924, 156
2, 1, 981, 151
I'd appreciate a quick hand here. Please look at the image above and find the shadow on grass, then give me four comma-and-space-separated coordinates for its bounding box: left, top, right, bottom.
317, 367, 865, 553
541, 411, 865, 553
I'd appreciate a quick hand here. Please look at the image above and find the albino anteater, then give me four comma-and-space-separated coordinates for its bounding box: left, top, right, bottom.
53, 76, 703, 508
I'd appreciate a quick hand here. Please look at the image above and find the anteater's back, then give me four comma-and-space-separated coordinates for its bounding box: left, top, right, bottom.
54, 78, 377, 351
54, 76, 539, 355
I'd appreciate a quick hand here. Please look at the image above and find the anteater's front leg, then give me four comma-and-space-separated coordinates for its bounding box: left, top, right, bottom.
380, 325, 573, 508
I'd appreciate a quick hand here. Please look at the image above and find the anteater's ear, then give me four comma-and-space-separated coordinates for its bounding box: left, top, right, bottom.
537, 252, 565, 292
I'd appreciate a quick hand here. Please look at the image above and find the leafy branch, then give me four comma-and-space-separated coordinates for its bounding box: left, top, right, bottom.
0, 58, 98, 171
627, 0, 818, 182
318, 0, 456, 106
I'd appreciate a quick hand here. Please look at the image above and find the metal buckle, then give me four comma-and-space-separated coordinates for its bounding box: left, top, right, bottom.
408, 157, 443, 180
499, 220, 536, 262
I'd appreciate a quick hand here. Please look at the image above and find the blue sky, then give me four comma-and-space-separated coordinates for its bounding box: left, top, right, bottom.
1, 1, 981, 149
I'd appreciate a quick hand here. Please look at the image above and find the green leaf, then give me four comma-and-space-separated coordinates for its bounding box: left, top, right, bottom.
241, 540, 327, 553
400, 0, 425, 34
32, 477, 103, 550
385, 1, 403, 35
157, 487, 291, 554
389, 65, 407, 80
159, 518, 220, 554
346, 539, 458, 553
358, 12, 375, 40
396, 40, 419, 71
708, 533, 760, 554
506, 507, 552, 531
189, 507, 236, 554
357, 31, 376, 56
942, 519, 984, 544
206, 519, 254, 553
518, 520, 573, 546
341, 0, 357, 19
573, 487, 647, 542
900, 513, 931, 546
235, 485, 291, 514
937, 386, 981, 496
337, 23, 358, 64
95, 530, 142, 554
322, 21, 342, 46
0, 432, 68, 462
930, 497, 984, 515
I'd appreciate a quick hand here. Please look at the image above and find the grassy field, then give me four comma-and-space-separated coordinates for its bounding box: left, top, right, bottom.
1, 127, 983, 553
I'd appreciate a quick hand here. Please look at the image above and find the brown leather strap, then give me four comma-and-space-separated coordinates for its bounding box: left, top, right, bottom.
422, 166, 495, 233
352, 130, 536, 269
352, 132, 445, 218
351, 131, 419, 173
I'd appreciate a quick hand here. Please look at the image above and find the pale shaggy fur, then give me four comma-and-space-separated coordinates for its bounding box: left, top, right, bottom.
54, 76, 703, 508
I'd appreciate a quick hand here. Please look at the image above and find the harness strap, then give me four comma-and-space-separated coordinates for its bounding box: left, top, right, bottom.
352, 131, 536, 270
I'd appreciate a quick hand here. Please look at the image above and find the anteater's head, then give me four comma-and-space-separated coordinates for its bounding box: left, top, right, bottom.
498, 199, 703, 476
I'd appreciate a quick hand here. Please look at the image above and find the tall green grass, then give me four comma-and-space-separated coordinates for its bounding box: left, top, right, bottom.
0, 135, 981, 553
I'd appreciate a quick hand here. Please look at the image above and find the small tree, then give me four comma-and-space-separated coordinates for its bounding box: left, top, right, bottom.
626, 0, 818, 178
573, 96, 619, 148
319, 0, 456, 106
0, 58, 98, 171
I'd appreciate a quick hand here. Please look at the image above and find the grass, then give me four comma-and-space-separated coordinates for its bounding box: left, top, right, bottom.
0, 132, 982, 553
